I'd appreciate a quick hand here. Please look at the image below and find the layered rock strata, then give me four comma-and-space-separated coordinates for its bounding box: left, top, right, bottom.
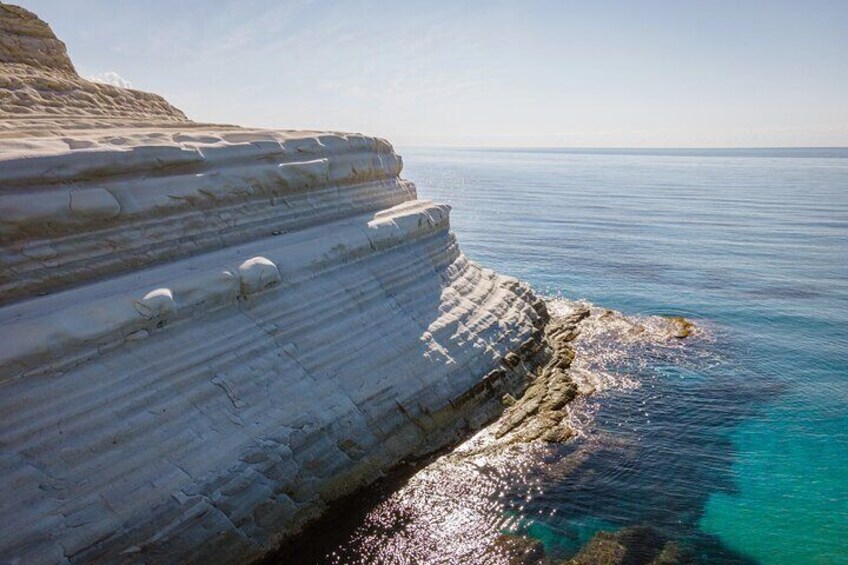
0, 4, 552, 563
0, 4, 187, 132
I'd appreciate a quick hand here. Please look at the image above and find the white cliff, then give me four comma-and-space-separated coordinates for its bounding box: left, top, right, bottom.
0, 5, 551, 563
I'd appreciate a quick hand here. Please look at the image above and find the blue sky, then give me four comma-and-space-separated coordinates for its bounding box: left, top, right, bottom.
18, 0, 848, 147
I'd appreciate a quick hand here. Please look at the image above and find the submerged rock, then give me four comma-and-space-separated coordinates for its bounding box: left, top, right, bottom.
495, 528, 691, 565
492, 533, 558, 565
568, 526, 694, 565
666, 316, 695, 339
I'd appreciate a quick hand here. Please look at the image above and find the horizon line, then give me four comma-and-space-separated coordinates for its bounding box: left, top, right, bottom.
395, 144, 848, 150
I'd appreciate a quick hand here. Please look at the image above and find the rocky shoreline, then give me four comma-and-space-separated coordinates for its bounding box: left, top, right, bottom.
0, 6, 702, 563
269, 299, 698, 564
494, 304, 590, 444
264, 297, 588, 563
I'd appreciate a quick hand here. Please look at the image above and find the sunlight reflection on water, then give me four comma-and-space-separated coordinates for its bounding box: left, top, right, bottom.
308, 301, 714, 564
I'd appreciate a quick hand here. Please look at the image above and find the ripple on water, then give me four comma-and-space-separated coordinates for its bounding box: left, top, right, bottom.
388, 147, 848, 564
275, 301, 759, 564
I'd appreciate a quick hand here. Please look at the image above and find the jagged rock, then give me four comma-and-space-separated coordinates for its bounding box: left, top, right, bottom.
493, 314, 588, 443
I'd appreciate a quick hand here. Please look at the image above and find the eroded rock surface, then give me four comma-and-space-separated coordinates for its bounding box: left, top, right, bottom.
0, 3, 187, 131
0, 4, 552, 563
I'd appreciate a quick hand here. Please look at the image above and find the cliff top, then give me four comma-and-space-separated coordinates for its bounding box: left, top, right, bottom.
0, 2, 189, 133
0, 3, 76, 73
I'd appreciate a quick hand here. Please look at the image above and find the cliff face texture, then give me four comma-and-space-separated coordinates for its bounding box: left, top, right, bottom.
0, 5, 550, 563
0, 4, 186, 132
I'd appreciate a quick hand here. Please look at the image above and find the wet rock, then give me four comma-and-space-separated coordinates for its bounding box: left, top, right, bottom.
493, 307, 590, 444
541, 378, 578, 412
666, 316, 695, 339
564, 305, 591, 325
629, 324, 646, 336
541, 423, 574, 443
496, 393, 543, 438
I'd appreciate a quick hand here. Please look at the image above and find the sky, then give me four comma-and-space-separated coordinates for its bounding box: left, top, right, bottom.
17, 0, 848, 147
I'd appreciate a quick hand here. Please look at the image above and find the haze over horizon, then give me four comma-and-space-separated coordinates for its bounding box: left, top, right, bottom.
16, 0, 848, 148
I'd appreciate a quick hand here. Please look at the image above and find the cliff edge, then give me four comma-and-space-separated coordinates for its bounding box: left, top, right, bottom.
0, 5, 551, 563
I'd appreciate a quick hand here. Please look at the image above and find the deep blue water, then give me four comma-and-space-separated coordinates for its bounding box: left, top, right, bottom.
398, 147, 848, 564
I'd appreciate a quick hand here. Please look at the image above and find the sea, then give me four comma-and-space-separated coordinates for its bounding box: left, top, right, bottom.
283, 147, 848, 564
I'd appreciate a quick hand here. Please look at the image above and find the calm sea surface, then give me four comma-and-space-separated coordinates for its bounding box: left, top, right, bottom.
286, 147, 848, 563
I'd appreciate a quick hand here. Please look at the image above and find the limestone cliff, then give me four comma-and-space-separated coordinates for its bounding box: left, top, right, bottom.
0, 4, 187, 132
0, 5, 550, 563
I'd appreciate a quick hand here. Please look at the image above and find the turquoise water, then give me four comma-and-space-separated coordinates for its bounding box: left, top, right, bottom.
399, 147, 848, 564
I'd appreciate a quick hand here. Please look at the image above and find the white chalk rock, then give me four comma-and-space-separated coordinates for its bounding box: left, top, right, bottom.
238, 257, 282, 295
126, 329, 149, 341
69, 188, 121, 219
133, 288, 177, 319
21, 244, 58, 260
0, 4, 548, 564
0, 191, 70, 226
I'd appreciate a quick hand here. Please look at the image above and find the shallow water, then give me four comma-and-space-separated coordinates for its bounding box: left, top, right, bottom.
287, 147, 848, 563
